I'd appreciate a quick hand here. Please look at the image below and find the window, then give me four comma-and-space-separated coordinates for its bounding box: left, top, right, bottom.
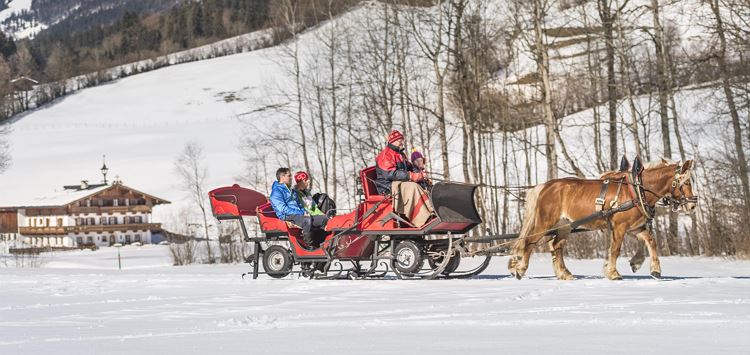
125, 235, 131, 243
57, 218, 63, 226
109, 216, 118, 224
86, 236, 92, 243
134, 234, 141, 242
45, 218, 50, 227
100, 217, 107, 225
76, 237, 83, 244
102, 235, 108, 242
89, 217, 96, 225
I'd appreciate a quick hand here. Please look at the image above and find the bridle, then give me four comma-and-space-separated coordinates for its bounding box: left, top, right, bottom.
660, 165, 699, 211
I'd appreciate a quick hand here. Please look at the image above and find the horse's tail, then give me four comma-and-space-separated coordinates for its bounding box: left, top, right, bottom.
512, 183, 545, 255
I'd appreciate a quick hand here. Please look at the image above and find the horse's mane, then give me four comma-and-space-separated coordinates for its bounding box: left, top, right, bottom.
598, 158, 676, 179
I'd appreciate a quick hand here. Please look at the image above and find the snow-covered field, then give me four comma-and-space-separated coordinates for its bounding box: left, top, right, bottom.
1, 246, 748, 354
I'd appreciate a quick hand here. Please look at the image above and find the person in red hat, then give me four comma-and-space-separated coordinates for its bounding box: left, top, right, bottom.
292, 171, 325, 216
290, 170, 329, 247
375, 130, 434, 227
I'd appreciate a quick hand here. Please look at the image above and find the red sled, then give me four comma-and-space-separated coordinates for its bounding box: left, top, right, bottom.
208, 167, 491, 280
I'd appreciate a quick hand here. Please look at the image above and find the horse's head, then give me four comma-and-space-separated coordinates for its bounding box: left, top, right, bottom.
668, 160, 697, 212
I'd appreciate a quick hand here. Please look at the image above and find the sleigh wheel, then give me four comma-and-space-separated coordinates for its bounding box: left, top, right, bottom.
428, 251, 460, 275
392, 240, 423, 275
263, 245, 292, 279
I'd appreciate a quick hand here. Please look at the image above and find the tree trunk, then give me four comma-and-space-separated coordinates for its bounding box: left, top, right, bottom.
710, 0, 750, 215
533, 0, 558, 179
598, 0, 619, 170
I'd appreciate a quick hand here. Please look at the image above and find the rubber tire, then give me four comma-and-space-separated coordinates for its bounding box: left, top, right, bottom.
428, 252, 461, 275
262, 245, 292, 279
392, 240, 423, 275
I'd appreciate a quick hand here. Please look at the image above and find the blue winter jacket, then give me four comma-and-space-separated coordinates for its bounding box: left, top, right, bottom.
270, 181, 306, 220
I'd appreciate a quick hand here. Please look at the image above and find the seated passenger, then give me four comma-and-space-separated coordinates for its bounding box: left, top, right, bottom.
270, 168, 327, 248
375, 130, 435, 227
410, 149, 432, 191
292, 171, 330, 246
292, 171, 331, 218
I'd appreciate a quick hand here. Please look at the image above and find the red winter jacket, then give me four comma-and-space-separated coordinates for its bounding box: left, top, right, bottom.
375, 144, 423, 194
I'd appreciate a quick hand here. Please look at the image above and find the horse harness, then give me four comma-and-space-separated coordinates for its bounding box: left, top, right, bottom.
592, 171, 655, 232
592, 165, 697, 233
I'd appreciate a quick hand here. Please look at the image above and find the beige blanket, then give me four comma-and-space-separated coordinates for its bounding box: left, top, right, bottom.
391, 181, 435, 227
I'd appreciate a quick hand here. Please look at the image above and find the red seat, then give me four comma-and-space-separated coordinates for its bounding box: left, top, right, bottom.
257, 202, 302, 233
359, 166, 382, 200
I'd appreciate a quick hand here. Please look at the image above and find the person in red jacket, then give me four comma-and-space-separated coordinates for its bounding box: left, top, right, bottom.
375, 130, 435, 227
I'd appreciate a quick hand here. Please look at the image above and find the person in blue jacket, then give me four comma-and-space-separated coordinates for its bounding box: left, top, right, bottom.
270, 167, 327, 247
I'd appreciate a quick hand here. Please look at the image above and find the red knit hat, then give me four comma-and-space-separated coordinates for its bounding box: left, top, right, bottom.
387, 130, 404, 144
294, 171, 309, 183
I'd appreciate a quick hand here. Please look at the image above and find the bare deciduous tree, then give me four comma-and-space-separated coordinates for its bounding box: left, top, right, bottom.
174, 141, 213, 263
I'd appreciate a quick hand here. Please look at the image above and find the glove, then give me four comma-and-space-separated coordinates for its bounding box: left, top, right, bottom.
409, 171, 425, 182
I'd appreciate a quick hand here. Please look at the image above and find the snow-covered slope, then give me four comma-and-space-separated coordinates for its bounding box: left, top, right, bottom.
0, 0, 182, 39
0, 45, 281, 221
0, 0, 44, 38
0, 248, 748, 354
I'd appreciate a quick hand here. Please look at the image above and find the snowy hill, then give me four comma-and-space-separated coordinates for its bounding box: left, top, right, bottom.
0, 0, 180, 39
0, 46, 280, 222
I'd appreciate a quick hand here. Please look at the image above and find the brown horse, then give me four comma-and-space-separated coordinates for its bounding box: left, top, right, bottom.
508, 159, 697, 280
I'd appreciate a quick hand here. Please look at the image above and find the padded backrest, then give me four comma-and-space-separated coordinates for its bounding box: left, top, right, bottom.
208, 184, 268, 217
360, 166, 380, 198
257, 202, 276, 217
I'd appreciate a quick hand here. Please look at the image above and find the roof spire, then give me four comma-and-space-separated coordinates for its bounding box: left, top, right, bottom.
101, 154, 109, 185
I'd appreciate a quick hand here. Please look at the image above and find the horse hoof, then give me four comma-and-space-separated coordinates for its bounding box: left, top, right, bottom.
559, 273, 576, 281
650, 272, 661, 279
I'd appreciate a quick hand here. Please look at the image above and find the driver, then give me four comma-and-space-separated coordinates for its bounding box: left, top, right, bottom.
374, 130, 435, 227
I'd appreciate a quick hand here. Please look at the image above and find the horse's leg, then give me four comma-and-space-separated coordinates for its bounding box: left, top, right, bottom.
604, 225, 626, 280
635, 228, 662, 279
508, 240, 523, 279
511, 226, 549, 279
548, 230, 574, 280
628, 237, 646, 273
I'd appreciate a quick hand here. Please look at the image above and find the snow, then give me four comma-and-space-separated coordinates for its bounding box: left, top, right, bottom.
0, 0, 45, 38
0, 44, 283, 221
0, 0, 31, 23
0, 246, 748, 354
10, 184, 109, 207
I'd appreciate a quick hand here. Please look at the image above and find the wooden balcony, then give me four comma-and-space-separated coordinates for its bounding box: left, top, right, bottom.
69, 205, 152, 214
19, 227, 66, 235
70, 223, 162, 233
19, 223, 162, 235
